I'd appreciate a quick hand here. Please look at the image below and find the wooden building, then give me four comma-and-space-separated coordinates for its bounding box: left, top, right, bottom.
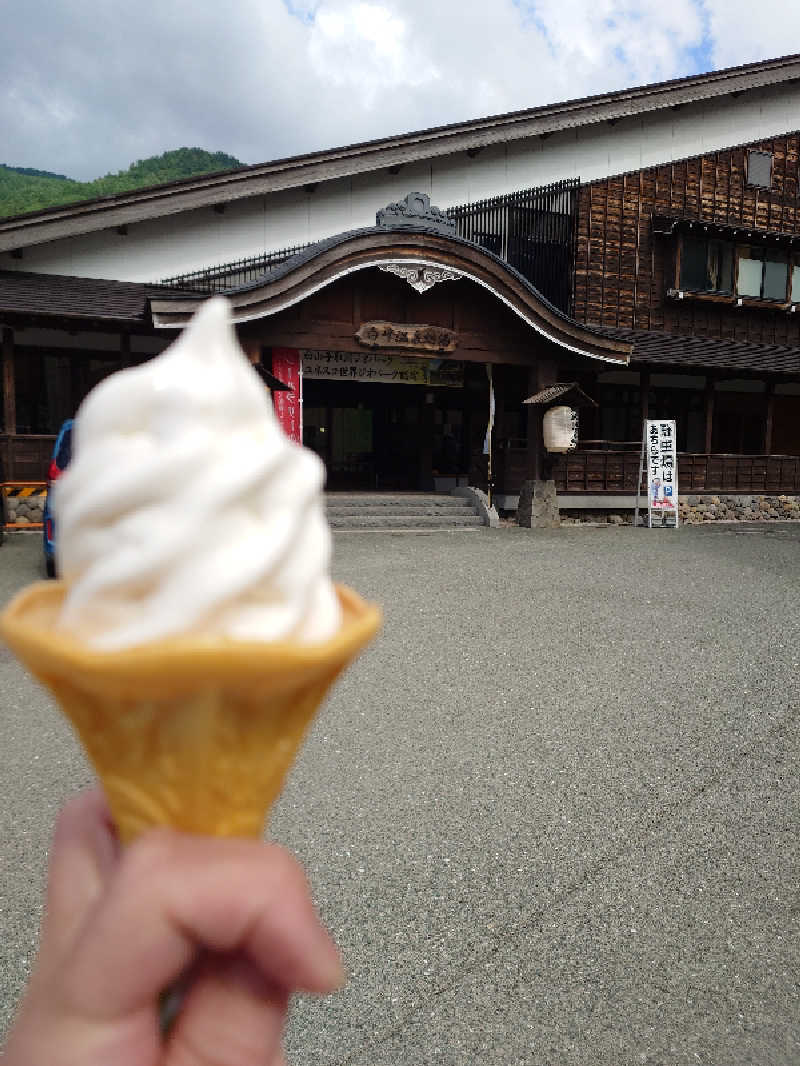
2, 54, 800, 510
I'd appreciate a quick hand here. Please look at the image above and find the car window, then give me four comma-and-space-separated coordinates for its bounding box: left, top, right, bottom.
55, 425, 72, 469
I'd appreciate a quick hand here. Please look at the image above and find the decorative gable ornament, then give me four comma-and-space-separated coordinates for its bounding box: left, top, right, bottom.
379, 262, 460, 292
376, 192, 457, 235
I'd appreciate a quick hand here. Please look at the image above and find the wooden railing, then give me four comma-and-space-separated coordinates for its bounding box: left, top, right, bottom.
551, 450, 643, 495
679, 454, 800, 494
497, 445, 800, 495
551, 451, 800, 495
0, 434, 56, 483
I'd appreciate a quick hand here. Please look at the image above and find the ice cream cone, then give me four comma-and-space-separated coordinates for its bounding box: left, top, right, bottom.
1, 581, 381, 844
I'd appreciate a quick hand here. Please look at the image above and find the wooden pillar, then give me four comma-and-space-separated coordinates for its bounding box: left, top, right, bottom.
639, 370, 650, 435
537, 357, 557, 481
2, 327, 15, 435
525, 366, 540, 480
704, 376, 715, 454
491, 362, 505, 495
764, 380, 775, 455
525, 358, 559, 481
419, 392, 435, 491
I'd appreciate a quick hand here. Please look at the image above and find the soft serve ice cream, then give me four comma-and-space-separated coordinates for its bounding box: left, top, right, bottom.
53, 296, 341, 650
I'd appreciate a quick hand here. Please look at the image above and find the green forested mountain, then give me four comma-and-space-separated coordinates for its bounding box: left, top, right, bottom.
0, 148, 243, 219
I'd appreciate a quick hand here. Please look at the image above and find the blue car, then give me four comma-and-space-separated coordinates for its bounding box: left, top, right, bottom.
43, 419, 74, 578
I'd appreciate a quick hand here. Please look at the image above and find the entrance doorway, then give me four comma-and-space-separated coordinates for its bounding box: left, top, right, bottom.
302, 378, 467, 491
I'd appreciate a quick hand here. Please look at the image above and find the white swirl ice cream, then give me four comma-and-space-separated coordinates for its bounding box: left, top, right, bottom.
53, 296, 341, 650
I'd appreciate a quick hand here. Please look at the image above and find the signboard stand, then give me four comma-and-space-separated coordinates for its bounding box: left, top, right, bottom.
634, 433, 645, 528
637, 419, 679, 529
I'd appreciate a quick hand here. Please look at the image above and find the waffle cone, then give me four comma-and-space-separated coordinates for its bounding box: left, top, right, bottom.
1, 582, 381, 844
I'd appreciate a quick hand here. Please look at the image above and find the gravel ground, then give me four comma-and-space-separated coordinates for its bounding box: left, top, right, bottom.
1, 525, 798, 1065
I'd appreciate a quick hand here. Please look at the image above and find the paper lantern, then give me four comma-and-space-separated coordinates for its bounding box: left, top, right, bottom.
543, 405, 578, 453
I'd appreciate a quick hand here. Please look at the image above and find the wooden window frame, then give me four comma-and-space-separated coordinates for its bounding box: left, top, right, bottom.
672, 234, 797, 310
675, 234, 734, 296
734, 244, 792, 303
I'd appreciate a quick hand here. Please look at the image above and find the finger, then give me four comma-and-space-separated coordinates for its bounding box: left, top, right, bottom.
63, 830, 344, 1021
38, 787, 119, 965
165, 955, 288, 1066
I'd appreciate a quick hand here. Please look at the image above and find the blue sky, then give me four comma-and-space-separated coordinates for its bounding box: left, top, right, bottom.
1, 0, 797, 180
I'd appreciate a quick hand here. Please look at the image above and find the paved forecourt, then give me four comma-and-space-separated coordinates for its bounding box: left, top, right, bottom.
0, 526, 798, 1065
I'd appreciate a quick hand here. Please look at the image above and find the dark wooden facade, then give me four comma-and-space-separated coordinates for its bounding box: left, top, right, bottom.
248, 269, 551, 366
554, 132, 800, 499
574, 131, 800, 343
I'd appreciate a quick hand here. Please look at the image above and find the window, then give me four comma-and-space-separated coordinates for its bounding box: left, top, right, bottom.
746, 150, 772, 189
737, 246, 789, 301
676, 233, 797, 305
680, 236, 734, 293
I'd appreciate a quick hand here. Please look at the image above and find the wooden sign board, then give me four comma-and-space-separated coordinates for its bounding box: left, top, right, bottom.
356, 321, 457, 353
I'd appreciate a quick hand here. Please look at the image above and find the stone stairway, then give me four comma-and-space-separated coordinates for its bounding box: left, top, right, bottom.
325, 492, 487, 531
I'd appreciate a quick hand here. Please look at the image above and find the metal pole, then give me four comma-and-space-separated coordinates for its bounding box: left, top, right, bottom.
634, 424, 645, 529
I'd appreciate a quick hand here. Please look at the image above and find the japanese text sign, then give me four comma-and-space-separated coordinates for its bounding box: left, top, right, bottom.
301, 349, 463, 387
646, 419, 678, 528
271, 348, 302, 443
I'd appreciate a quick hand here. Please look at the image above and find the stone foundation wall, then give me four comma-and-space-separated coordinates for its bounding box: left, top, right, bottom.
4, 493, 45, 527
679, 494, 800, 523
559, 495, 800, 525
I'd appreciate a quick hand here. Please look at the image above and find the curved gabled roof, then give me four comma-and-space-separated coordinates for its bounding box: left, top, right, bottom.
150, 223, 631, 365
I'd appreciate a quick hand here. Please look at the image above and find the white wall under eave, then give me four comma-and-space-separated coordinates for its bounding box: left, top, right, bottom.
4, 81, 800, 284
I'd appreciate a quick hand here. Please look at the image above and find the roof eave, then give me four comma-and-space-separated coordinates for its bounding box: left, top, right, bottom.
2, 54, 800, 253
149, 229, 632, 365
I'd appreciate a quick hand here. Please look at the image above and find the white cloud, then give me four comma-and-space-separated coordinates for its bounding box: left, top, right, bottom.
704, 0, 800, 69
0, 0, 793, 183
309, 2, 441, 99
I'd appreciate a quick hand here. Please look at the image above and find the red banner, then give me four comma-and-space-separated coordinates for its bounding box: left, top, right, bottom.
270, 348, 302, 443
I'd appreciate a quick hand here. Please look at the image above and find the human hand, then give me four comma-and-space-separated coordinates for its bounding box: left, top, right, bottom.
2, 788, 344, 1066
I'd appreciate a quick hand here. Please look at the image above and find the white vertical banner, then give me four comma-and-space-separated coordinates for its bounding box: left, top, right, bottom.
484, 364, 495, 507
483, 364, 495, 455
646, 419, 679, 528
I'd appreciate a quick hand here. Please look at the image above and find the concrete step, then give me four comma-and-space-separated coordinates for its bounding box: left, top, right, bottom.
326, 493, 473, 512
329, 512, 484, 530
325, 491, 486, 531
327, 502, 475, 517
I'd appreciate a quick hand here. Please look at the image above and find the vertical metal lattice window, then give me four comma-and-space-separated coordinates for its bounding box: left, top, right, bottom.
746, 150, 773, 189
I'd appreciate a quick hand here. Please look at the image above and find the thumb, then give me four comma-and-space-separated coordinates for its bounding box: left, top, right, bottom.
38, 787, 119, 967
164, 955, 289, 1066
